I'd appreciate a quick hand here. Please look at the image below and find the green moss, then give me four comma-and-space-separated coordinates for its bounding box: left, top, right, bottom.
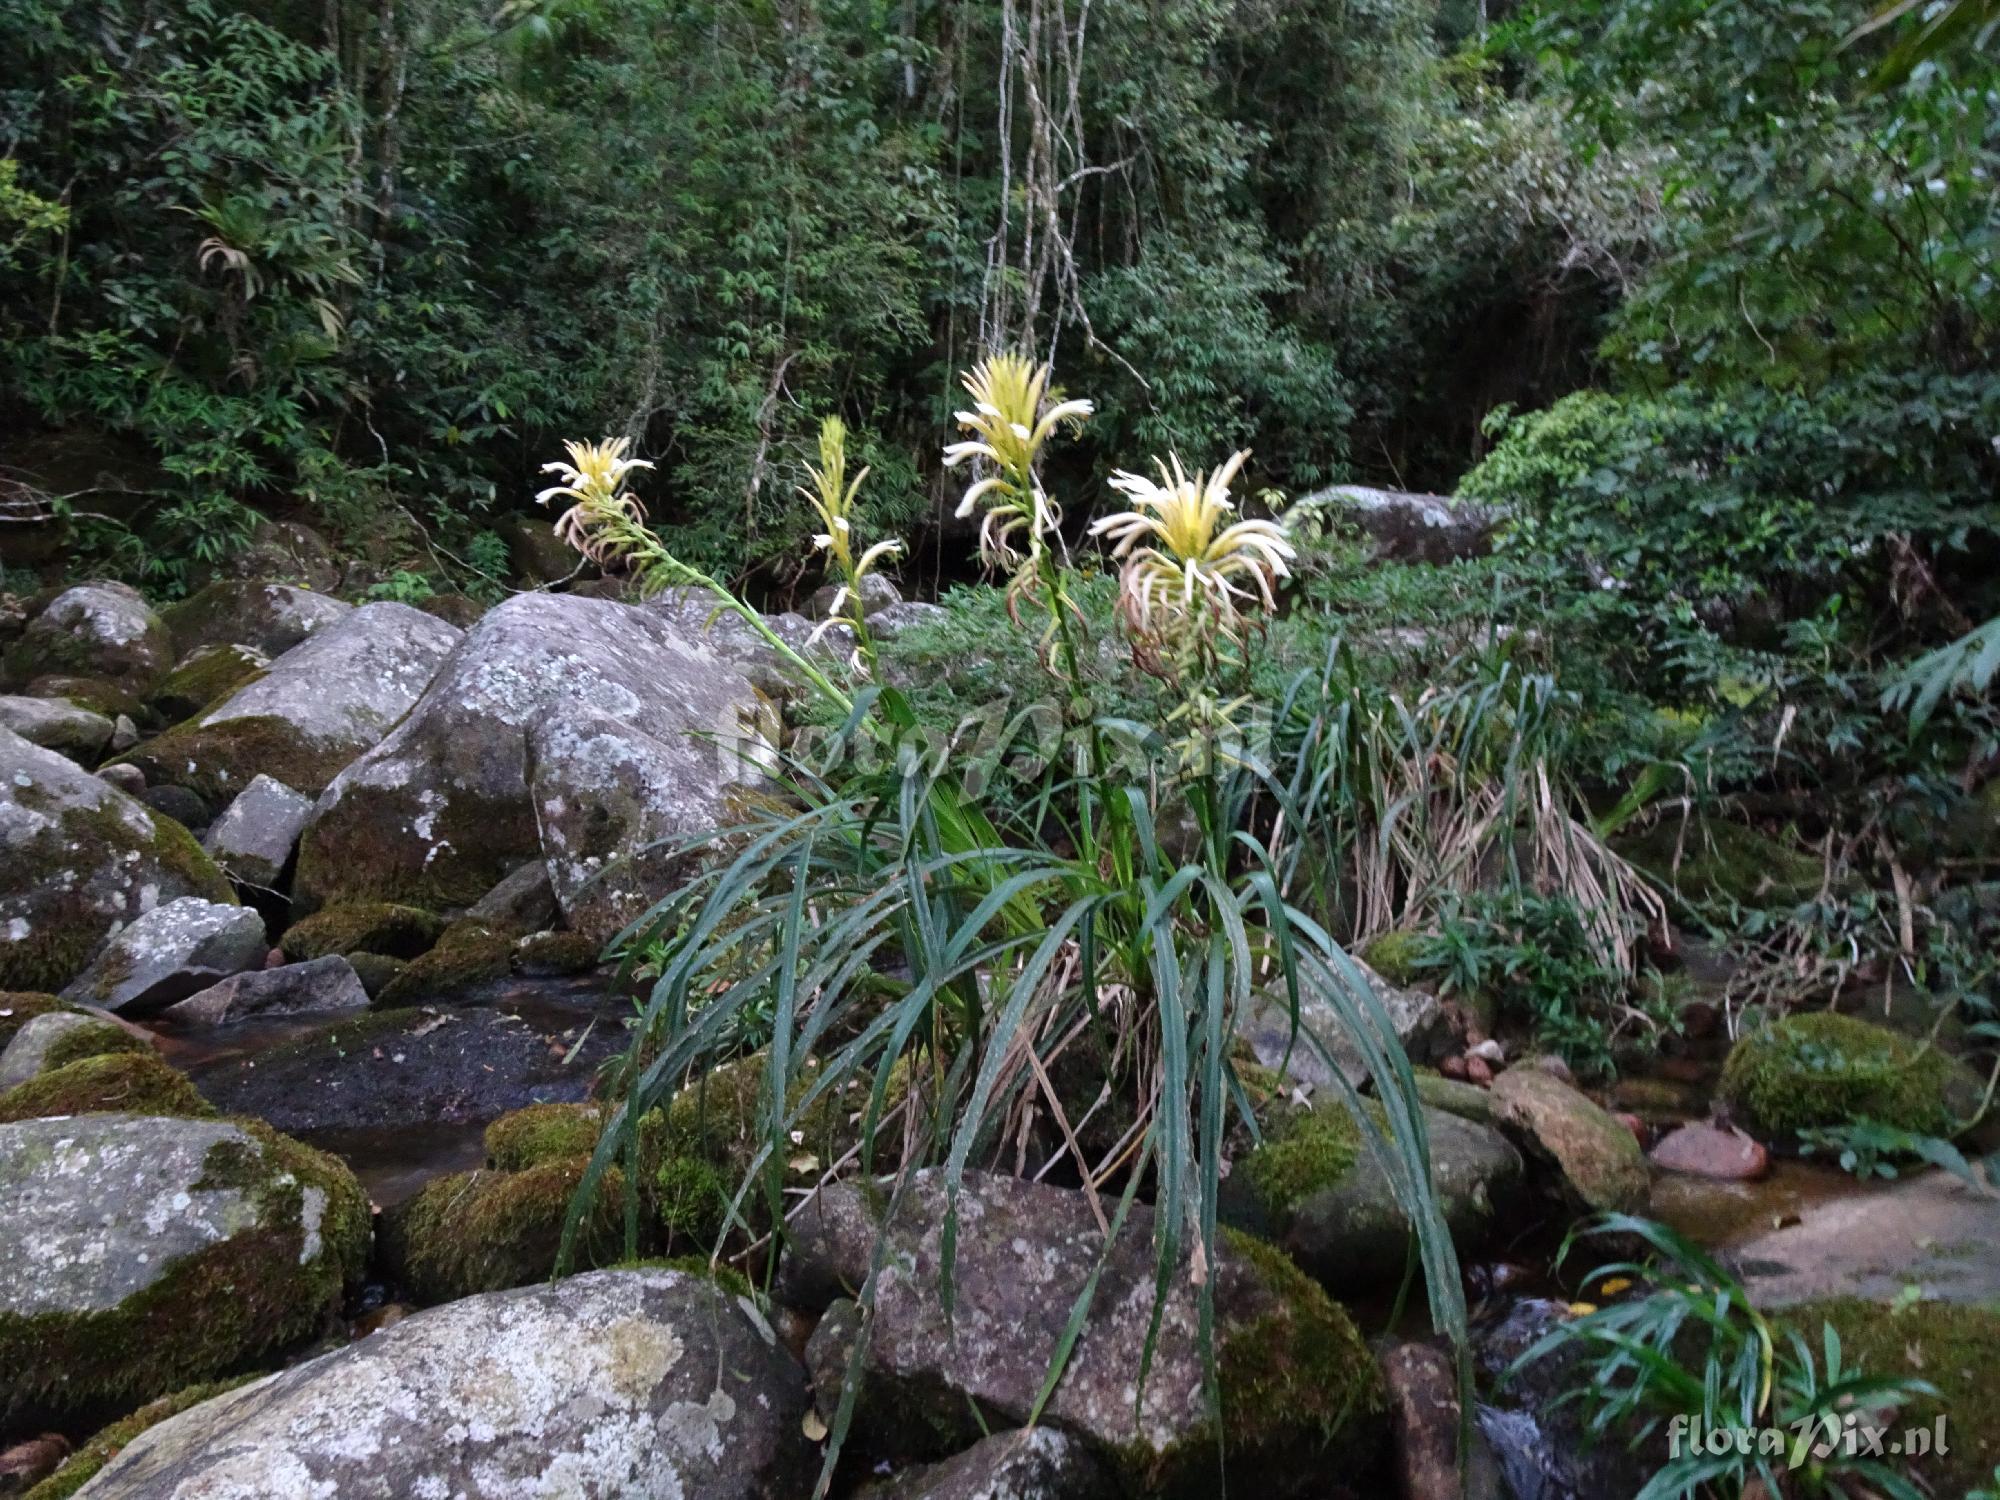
23, 1377, 255, 1500
111, 713, 357, 804
0, 795, 234, 993
149, 646, 266, 721
513, 930, 602, 975
375, 920, 512, 1005
295, 781, 540, 914
384, 1158, 626, 1302
1619, 818, 1827, 908
1782, 1297, 2000, 1497
0, 993, 66, 1048
21, 676, 142, 720
279, 902, 445, 962
1720, 1011, 1969, 1137
1360, 930, 1430, 988
344, 951, 406, 999
0, 1052, 216, 1123
0, 1119, 367, 1421
1243, 1100, 1364, 1213
40, 1019, 151, 1072
655, 1154, 728, 1246
644, 1256, 755, 1300
485, 1101, 603, 1172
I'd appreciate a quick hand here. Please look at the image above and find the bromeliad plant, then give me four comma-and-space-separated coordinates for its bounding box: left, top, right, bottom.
547, 361, 1469, 1495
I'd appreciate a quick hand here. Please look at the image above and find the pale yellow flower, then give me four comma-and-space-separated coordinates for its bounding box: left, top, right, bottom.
1089, 449, 1294, 638
798, 416, 902, 661
537, 437, 654, 566
944, 353, 1092, 572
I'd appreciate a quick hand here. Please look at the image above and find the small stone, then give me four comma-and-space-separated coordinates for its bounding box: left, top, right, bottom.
1648, 1121, 1768, 1181
1465, 1055, 1494, 1086
0, 1433, 70, 1492
1439, 1054, 1469, 1080
110, 713, 139, 751
1468, 1038, 1506, 1064
98, 760, 145, 795
1530, 1053, 1573, 1084
160, 955, 369, 1026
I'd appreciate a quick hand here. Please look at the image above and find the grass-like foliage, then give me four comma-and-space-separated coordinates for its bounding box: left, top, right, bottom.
1510, 1215, 1940, 1500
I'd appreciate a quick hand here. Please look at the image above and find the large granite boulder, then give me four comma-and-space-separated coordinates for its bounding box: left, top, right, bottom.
1292, 486, 1501, 564
3, 583, 171, 694
786, 1170, 1385, 1496
1237, 956, 1443, 1092
0, 1112, 368, 1421
1488, 1067, 1650, 1214
295, 592, 773, 918
0, 728, 234, 992
58, 895, 266, 1014
68, 1268, 815, 1499
158, 579, 351, 660
114, 601, 461, 807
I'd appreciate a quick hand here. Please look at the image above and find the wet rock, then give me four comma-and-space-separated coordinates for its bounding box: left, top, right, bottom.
295, 592, 773, 916
59, 895, 266, 1015
0, 694, 113, 760
465, 858, 561, 935
861, 1428, 1112, 1500
1648, 1121, 1768, 1181
0, 728, 235, 993
115, 601, 462, 805
149, 641, 269, 721
1378, 1341, 1505, 1500
1488, 1067, 1650, 1214
805, 571, 902, 620
160, 955, 369, 1025
158, 580, 351, 660
0, 1010, 144, 1090
73, 1268, 813, 1500
1238, 956, 1443, 1092
4, 583, 171, 695
1292, 486, 1500, 564
1732, 1170, 2000, 1308
1474, 1298, 1649, 1500
1226, 1100, 1523, 1285
790, 1170, 1385, 1494
202, 773, 315, 890
0, 1112, 368, 1421
190, 1003, 622, 1134
1719, 1010, 1975, 1139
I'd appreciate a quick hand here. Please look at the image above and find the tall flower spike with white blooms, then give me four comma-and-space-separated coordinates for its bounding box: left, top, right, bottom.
800, 416, 901, 662
1089, 449, 1295, 644
944, 353, 1092, 573
536, 437, 655, 567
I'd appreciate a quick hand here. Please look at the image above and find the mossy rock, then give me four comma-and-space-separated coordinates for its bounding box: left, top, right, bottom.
278, 902, 445, 962
485, 1100, 603, 1172
0, 993, 68, 1048
22, 676, 143, 721
1782, 1297, 2000, 1497
23, 1377, 254, 1500
1359, 930, 1429, 988
1618, 818, 1828, 908
149, 645, 268, 723
382, 1158, 626, 1302
374, 920, 513, 1005
0, 1051, 216, 1124
0, 1114, 370, 1422
39, 1018, 152, 1073
343, 951, 406, 1000
512, 929, 602, 976
1719, 1011, 1973, 1138
112, 713, 363, 808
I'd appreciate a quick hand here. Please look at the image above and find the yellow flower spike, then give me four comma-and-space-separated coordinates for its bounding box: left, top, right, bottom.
1088, 448, 1295, 643
536, 436, 655, 568
946, 352, 1092, 576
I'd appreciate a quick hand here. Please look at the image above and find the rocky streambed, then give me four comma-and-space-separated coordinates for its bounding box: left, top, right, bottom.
1, 571, 1994, 1498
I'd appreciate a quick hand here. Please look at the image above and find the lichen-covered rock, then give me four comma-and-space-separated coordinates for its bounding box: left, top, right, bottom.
18, 1377, 252, 1500
1237, 956, 1442, 1091
866, 600, 949, 644
0, 696, 114, 761
0, 1052, 214, 1124
1719, 1010, 1973, 1138
58, 896, 266, 1015
0, 1113, 368, 1420
114, 601, 461, 804
805, 571, 902, 620
160, 955, 368, 1026
190, 1005, 623, 1134
1225, 1099, 1523, 1285
0, 729, 235, 992
1291, 485, 1500, 564
4, 584, 171, 695
149, 642, 269, 722
1488, 1067, 1650, 1214
69, 1268, 815, 1500
0, 1011, 146, 1091
157, 580, 351, 660
790, 1171, 1385, 1495
860, 1429, 1112, 1500
0, 992, 68, 1048
295, 592, 773, 916
201, 773, 315, 889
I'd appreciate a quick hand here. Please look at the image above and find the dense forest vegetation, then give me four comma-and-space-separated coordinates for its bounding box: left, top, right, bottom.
2, 1, 1999, 1496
